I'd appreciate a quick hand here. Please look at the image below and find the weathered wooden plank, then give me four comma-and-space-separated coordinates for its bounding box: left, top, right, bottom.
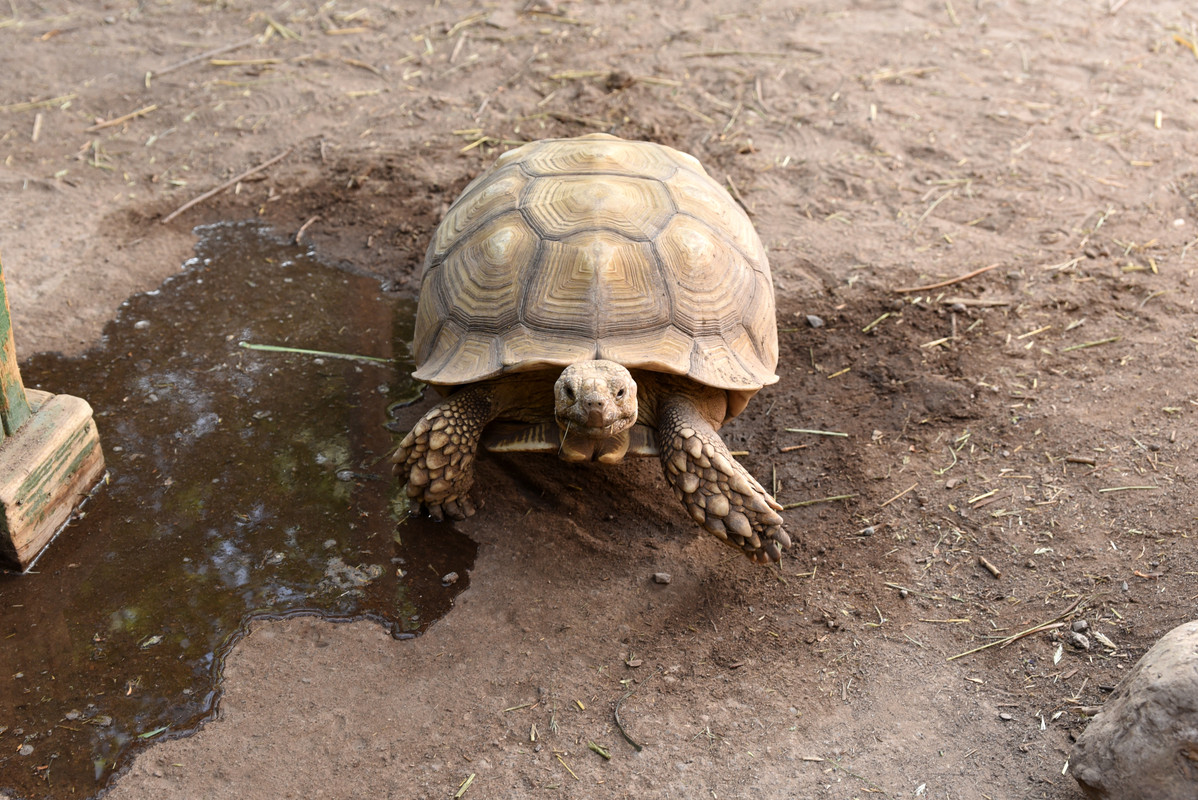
0, 390, 105, 571
0, 257, 33, 439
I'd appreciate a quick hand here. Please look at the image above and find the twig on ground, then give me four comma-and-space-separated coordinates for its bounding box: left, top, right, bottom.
152, 37, 259, 77
161, 147, 293, 224
294, 214, 320, 243
85, 104, 158, 132
894, 263, 1001, 294
879, 482, 918, 508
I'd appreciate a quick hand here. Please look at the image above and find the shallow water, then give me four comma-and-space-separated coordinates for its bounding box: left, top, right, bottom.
0, 222, 475, 799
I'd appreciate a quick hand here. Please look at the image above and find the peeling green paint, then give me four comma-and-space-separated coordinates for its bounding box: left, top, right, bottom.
0, 258, 33, 438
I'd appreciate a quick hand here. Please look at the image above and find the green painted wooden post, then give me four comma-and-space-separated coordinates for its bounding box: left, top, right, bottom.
0, 257, 33, 440
0, 253, 105, 570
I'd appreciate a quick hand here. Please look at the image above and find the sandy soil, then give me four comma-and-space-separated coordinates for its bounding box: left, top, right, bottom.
4, 0, 1198, 798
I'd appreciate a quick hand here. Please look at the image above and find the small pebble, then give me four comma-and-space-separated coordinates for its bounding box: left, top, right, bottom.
18, 744, 33, 756
1071, 619, 1090, 633
442, 571, 459, 585
1067, 631, 1092, 651
806, 314, 825, 328
134, 320, 151, 330
899, 588, 909, 599
999, 712, 1014, 722
652, 572, 672, 585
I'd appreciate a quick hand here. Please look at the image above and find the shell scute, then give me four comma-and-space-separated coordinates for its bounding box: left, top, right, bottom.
522, 232, 671, 339
429, 165, 528, 263
522, 174, 674, 241
437, 212, 538, 336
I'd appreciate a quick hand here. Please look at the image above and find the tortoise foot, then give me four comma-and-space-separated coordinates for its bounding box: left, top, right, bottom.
658, 400, 790, 563
393, 387, 493, 521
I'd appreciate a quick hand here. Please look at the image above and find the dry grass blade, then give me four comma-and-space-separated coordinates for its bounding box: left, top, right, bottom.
0, 94, 77, 113
210, 58, 282, 66
264, 15, 301, 40
862, 312, 891, 333
446, 11, 487, 38
238, 342, 390, 364
683, 50, 788, 59
784, 428, 848, 437
454, 773, 476, 798
781, 494, 856, 510
946, 598, 1083, 662
614, 691, 643, 752
556, 753, 580, 781
911, 188, 954, 235
85, 104, 157, 132
867, 66, 940, 82
1060, 337, 1119, 353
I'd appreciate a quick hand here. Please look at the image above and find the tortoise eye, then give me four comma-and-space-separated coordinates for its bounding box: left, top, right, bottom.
616, 388, 626, 399
564, 385, 575, 400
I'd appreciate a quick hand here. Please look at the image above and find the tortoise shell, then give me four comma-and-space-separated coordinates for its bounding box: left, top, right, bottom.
412, 133, 778, 419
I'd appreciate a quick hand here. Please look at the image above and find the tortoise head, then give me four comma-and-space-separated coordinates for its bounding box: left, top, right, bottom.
554, 361, 638, 462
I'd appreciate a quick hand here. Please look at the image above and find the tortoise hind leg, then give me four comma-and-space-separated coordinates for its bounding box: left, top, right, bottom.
657, 396, 791, 563
393, 385, 498, 521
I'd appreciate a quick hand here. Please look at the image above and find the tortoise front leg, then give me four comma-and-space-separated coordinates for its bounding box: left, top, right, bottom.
657, 396, 791, 563
393, 385, 498, 521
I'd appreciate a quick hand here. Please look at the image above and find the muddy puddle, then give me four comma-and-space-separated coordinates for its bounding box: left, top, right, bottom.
0, 222, 475, 799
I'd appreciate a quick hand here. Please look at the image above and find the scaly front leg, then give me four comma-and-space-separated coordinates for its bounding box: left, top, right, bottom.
393, 385, 498, 521
657, 395, 791, 563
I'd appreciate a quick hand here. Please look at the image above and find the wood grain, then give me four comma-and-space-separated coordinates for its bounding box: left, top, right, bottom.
0, 390, 105, 571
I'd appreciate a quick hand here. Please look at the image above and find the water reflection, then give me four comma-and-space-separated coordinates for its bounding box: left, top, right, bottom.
0, 222, 475, 799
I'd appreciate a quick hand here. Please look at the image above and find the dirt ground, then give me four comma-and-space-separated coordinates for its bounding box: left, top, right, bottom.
4, 1, 1198, 798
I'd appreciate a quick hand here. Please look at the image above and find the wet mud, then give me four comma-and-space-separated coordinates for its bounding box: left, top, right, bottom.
0, 223, 475, 799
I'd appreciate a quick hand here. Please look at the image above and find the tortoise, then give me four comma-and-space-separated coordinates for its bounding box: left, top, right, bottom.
393, 133, 790, 562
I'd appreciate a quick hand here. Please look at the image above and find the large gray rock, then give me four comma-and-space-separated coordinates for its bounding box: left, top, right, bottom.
1070, 620, 1198, 800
